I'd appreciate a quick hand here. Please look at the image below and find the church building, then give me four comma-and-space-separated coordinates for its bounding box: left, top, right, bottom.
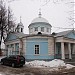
4, 11, 75, 61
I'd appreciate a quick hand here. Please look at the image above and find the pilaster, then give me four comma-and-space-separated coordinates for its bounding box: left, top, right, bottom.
48, 38, 54, 55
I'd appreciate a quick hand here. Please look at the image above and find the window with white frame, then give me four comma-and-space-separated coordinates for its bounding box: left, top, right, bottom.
47, 28, 49, 32
35, 45, 39, 54
41, 27, 44, 32
34, 27, 38, 31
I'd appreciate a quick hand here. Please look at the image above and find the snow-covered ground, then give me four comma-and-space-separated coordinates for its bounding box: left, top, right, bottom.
26, 59, 75, 69
0, 56, 75, 75
0, 56, 75, 69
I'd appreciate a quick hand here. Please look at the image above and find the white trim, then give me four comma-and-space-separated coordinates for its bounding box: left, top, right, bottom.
56, 37, 75, 43
27, 36, 50, 39
27, 41, 48, 43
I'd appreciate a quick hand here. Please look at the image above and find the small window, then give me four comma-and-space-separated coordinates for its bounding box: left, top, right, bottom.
15, 43, 19, 51
7, 45, 9, 48
21, 28, 23, 32
11, 44, 14, 50
47, 28, 49, 32
34, 27, 38, 31
41, 27, 44, 32
17, 28, 19, 32
35, 45, 39, 54
30, 28, 33, 33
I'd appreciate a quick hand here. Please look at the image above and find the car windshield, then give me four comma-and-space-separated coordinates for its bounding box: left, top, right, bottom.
8, 55, 24, 59
8, 55, 16, 58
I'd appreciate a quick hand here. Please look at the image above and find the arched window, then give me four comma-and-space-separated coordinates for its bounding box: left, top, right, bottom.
34, 27, 38, 31
21, 28, 23, 32
41, 27, 44, 32
47, 28, 49, 32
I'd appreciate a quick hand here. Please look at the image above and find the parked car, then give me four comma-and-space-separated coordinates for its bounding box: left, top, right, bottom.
1, 55, 25, 67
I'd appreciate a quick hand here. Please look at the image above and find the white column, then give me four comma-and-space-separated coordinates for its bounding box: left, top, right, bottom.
61, 42, 65, 59
68, 43, 72, 59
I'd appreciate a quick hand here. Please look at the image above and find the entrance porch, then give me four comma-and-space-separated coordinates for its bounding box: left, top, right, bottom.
55, 42, 75, 59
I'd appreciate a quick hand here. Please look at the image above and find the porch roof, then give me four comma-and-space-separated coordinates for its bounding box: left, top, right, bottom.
55, 30, 73, 37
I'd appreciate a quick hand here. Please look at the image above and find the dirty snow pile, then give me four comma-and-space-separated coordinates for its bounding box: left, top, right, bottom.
26, 59, 75, 69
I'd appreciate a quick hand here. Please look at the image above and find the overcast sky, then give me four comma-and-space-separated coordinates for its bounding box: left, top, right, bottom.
7, 0, 74, 34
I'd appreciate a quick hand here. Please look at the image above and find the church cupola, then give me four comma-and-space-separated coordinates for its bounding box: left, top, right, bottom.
28, 10, 52, 35
16, 17, 24, 33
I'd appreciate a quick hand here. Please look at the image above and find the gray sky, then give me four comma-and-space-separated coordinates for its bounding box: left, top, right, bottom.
7, 0, 74, 34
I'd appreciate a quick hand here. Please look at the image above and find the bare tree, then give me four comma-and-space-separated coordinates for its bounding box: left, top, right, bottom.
0, 0, 15, 54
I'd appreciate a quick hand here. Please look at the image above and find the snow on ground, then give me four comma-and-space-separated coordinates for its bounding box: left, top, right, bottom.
26, 59, 75, 69
0, 72, 5, 75
0, 56, 75, 70
66, 64, 75, 69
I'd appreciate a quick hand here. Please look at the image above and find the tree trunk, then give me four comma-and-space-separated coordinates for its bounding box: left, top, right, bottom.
0, 26, 3, 56
0, 41, 1, 56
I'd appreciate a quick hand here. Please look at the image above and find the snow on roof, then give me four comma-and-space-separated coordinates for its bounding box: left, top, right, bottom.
14, 32, 26, 38
9, 32, 28, 38
55, 30, 73, 37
